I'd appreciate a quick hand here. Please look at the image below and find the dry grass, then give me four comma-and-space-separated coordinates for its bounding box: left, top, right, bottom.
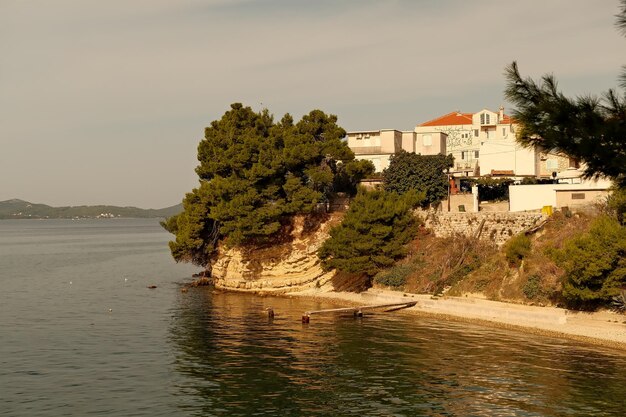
373, 211, 596, 307
449, 211, 594, 305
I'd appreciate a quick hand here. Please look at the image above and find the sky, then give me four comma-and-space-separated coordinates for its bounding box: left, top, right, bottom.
1, 0, 623, 208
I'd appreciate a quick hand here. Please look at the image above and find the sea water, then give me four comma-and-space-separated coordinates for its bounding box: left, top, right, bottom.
1, 219, 625, 416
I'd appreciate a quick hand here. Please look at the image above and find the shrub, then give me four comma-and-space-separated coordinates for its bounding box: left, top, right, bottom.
374, 264, 413, 289
523, 274, 544, 300
504, 233, 531, 266
607, 186, 626, 225
551, 216, 626, 309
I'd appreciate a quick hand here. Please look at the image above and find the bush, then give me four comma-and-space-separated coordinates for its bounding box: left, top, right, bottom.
551, 216, 626, 309
374, 264, 413, 289
607, 186, 626, 225
523, 274, 544, 300
504, 233, 531, 266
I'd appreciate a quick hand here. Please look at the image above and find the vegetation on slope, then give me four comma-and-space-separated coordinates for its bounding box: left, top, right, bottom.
163, 103, 374, 267
318, 189, 422, 289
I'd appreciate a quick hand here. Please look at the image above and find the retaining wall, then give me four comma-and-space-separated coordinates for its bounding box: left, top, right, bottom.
417, 211, 546, 246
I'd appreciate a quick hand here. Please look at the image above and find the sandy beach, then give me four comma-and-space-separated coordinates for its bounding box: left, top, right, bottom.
290, 288, 626, 350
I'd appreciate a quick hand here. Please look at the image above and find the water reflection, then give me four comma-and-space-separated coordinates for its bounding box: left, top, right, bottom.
170, 290, 626, 417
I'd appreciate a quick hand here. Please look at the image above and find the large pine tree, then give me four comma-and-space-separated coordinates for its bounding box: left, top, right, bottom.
163, 103, 373, 267
504, 1, 626, 186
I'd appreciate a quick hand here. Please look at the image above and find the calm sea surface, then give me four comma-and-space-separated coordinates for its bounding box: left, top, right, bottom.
1, 218, 626, 416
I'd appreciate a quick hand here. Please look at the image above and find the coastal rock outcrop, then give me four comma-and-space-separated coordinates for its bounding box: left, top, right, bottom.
211, 214, 340, 293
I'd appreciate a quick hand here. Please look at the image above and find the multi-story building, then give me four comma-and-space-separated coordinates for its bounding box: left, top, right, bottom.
348, 106, 577, 177
346, 129, 446, 172
415, 107, 540, 176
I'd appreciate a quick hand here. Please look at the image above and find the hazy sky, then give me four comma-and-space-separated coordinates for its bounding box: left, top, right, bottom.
1, 0, 623, 208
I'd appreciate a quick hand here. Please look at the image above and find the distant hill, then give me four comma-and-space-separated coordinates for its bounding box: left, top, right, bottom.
0, 199, 183, 219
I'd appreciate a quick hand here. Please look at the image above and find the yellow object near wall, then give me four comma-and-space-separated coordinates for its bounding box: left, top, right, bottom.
541, 205, 553, 216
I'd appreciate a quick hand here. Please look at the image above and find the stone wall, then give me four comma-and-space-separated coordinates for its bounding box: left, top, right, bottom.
418, 211, 546, 246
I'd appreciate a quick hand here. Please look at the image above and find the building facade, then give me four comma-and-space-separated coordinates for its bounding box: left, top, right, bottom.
346, 129, 446, 172
415, 107, 540, 176
348, 106, 578, 177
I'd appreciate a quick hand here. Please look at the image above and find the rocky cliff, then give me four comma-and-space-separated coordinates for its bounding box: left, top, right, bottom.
211, 214, 340, 293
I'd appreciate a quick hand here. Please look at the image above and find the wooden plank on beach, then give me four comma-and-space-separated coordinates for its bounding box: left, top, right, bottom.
302, 301, 417, 322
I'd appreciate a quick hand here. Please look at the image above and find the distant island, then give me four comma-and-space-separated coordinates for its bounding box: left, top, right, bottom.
0, 199, 182, 219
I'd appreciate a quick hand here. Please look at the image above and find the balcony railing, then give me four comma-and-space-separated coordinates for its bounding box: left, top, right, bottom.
455, 159, 478, 171
350, 146, 384, 155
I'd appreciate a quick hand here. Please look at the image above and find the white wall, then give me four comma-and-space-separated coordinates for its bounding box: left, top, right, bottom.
509, 181, 611, 212
480, 142, 537, 176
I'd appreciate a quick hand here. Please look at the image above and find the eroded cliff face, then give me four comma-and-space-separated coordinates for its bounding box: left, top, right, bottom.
211, 214, 341, 293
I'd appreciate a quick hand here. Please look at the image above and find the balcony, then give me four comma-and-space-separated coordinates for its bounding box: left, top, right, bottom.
350, 146, 384, 155
455, 159, 478, 171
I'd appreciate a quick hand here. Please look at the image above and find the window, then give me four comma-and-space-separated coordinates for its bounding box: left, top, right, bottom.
422, 135, 432, 146
461, 151, 466, 160
480, 113, 485, 124
571, 193, 585, 200
474, 150, 479, 158
485, 114, 490, 124
502, 128, 506, 136
546, 159, 558, 170
474, 129, 479, 137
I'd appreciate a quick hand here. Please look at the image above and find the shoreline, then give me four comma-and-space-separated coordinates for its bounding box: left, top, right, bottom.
286, 287, 626, 351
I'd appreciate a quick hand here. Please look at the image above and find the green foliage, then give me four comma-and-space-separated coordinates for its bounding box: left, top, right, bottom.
382, 150, 454, 208
333, 159, 376, 195
374, 264, 412, 289
318, 189, 422, 277
607, 186, 626, 226
463, 177, 514, 201
504, 5, 626, 186
551, 216, 626, 309
165, 103, 370, 266
504, 233, 531, 266
523, 274, 544, 300
166, 183, 219, 266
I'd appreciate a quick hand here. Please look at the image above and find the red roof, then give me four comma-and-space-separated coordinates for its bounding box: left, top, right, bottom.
419, 110, 515, 127
499, 114, 513, 124
419, 111, 473, 127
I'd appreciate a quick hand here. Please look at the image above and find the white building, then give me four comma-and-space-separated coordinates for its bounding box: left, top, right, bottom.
346, 129, 446, 173
349, 106, 577, 177
415, 107, 540, 176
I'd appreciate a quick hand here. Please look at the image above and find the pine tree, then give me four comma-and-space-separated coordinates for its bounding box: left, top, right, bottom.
318, 189, 423, 277
504, 2, 626, 186
164, 103, 373, 267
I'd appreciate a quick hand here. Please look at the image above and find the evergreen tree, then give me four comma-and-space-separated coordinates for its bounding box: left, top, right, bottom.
164, 103, 372, 267
504, 2, 626, 186
382, 150, 453, 208
552, 216, 626, 309
318, 189, 423, 277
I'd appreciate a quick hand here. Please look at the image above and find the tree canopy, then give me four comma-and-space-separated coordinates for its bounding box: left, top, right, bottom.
551, 216, 626, 309
318, 188, 423, 278
504, 2, 626, 186
164, 103, 374, 267
382, 150, 454, 208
